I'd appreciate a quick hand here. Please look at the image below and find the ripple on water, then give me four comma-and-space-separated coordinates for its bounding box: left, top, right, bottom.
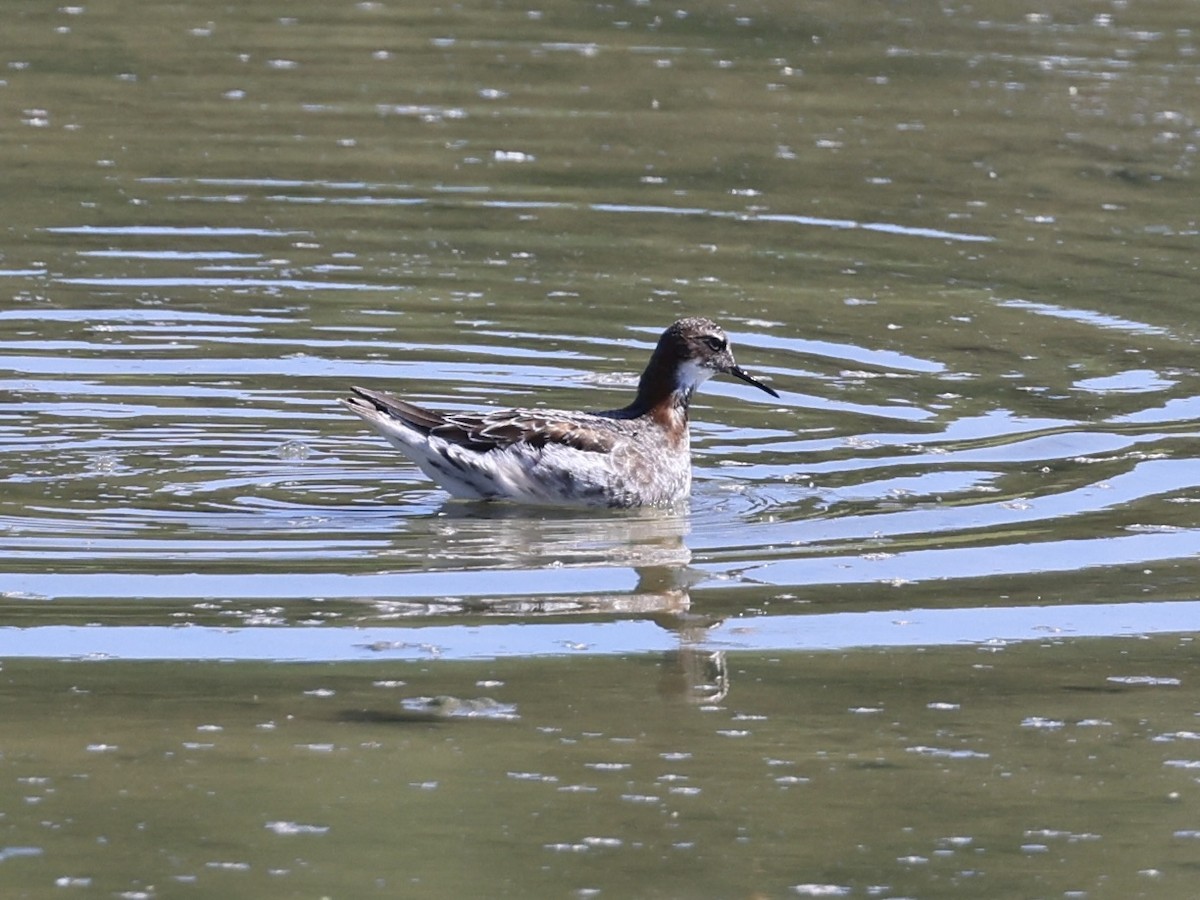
5, 211, 1200, 652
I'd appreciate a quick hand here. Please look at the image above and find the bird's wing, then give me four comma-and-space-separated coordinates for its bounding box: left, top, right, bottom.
347, 387, 619, 454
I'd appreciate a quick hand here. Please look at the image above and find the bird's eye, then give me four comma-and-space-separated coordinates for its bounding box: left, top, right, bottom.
702, 335, 726, 352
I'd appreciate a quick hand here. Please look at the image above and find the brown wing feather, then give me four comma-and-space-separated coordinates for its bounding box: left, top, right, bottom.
349, 387, 448, 431
348, 387, 618, 454
439, 411, 618, 453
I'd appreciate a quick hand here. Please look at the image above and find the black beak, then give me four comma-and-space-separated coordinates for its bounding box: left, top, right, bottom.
728, 365, 780, 398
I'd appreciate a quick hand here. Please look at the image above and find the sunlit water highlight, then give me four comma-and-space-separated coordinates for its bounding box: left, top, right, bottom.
3, 599, 1197, 662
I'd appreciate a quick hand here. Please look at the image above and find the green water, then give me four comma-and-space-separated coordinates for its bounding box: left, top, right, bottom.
3, 639, 1200, 897
2, 0, 1200, 896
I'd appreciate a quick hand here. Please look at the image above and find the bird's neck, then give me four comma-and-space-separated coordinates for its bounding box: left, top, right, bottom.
624, 351, 698, 418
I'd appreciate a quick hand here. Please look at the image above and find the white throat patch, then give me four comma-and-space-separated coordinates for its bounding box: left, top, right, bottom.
674, 358, 715, 395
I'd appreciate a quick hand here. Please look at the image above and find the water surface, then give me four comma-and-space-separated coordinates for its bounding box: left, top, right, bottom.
2, 0, 1200, 896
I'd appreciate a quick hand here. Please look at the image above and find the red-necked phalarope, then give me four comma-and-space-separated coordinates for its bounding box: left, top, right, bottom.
341, 317, 779, 508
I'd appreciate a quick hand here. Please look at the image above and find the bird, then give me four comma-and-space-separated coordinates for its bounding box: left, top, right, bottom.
341, 316, 779, 508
